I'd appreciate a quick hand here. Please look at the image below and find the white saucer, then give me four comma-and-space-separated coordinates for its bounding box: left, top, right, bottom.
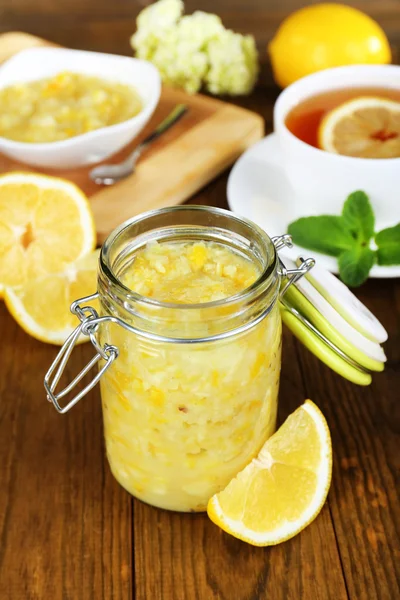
227, 133, 400, 279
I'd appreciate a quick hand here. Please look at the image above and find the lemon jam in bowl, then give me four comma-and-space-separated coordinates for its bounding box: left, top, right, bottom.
0, 71, 143, 143
97, 206, 282, 512
0, 47, 161, 168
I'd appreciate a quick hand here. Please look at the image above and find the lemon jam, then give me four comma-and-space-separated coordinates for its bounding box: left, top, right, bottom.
99, 238, 282, 512
121, 240, 260, 303
0, 71, 142, 143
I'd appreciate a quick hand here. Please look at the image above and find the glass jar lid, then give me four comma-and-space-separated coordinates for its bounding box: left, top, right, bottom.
280, 257, 387, 386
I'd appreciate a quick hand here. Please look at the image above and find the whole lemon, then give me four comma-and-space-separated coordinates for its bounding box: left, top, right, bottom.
269, 3, 391, 88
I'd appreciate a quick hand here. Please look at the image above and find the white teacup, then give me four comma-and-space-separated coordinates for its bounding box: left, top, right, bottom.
274, 65, 400, 226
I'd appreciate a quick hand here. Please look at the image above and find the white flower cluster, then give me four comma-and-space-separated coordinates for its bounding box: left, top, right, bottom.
130, 0, 258, 95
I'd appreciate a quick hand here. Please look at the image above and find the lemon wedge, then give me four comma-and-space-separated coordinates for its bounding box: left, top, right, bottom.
318, 97, 400, 158
207, 400, 332, 546
4, 250, 99, 344
0, 172, 96, 296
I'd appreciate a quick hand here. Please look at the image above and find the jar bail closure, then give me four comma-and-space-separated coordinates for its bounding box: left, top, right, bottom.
44, 235, 314, 414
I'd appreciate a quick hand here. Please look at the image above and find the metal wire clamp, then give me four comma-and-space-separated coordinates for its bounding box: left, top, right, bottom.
44, 294, 118, 414
272, 235, 315, 297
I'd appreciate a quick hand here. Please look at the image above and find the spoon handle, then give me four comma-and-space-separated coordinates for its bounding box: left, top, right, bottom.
130, 104, 188, 163
144, 104, 188, 145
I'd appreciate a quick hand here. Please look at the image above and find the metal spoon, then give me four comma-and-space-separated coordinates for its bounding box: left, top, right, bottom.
90, 104, 188, 185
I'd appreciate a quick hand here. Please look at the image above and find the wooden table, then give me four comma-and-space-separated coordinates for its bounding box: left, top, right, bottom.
1, 2, 400, 598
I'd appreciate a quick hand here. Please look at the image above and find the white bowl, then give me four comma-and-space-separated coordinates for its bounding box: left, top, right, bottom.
0, 47, 161, 168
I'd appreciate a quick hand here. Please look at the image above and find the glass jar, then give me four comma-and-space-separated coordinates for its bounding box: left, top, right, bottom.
45, 207, 312, 512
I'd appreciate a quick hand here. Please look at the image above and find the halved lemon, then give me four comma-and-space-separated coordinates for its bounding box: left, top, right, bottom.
0, 172, 96, 297
318, 97, 400, 158
4, 250, 99, 344
207, 400, 332, 546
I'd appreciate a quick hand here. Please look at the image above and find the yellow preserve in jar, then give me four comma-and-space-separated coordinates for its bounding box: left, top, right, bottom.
96, 208, 282, 512
121, 240, 260, 302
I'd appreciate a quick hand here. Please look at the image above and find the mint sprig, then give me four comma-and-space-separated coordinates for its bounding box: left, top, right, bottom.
287, 216, 354, 256
342, 191, 375, 244
287, 190, 400, 287
338, 247, 375, 287
375, 224, 400, 266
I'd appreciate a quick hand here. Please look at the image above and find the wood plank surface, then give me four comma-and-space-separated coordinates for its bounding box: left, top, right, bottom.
294, 279, 400, 600
0, 1, 400, 599
0, 303, 132, 600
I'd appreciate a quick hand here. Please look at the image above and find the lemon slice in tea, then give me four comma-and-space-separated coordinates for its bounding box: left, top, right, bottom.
318, 97, 400, 158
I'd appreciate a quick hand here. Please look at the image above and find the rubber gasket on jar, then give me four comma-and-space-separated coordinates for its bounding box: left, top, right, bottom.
280, 306, 372, 386
282, 258, 386, 363
283, 285, 384, 373
296, 258, 388, 344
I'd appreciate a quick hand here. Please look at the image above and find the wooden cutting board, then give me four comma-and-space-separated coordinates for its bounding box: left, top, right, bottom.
0, 32, 264, 242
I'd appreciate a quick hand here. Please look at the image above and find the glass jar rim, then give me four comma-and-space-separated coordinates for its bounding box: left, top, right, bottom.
99, 205, 279, 311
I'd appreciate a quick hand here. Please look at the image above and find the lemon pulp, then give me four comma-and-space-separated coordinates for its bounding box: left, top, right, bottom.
5, 250, 99, 345
0, 172, 96, 295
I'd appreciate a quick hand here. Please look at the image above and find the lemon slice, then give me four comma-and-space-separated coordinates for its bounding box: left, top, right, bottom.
318, 97, 400, 158
207, 400, 332, 546
0, 172, 96, 296
4, 250, 99, 344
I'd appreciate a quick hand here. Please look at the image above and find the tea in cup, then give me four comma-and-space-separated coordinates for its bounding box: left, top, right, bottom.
274, 65, 400, 224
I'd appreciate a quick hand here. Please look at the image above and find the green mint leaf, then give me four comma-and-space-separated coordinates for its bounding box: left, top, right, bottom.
338, 247, 375, 287
375, 223, 400, 265
342, 190, 375, 244
288, 216, 355, 257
